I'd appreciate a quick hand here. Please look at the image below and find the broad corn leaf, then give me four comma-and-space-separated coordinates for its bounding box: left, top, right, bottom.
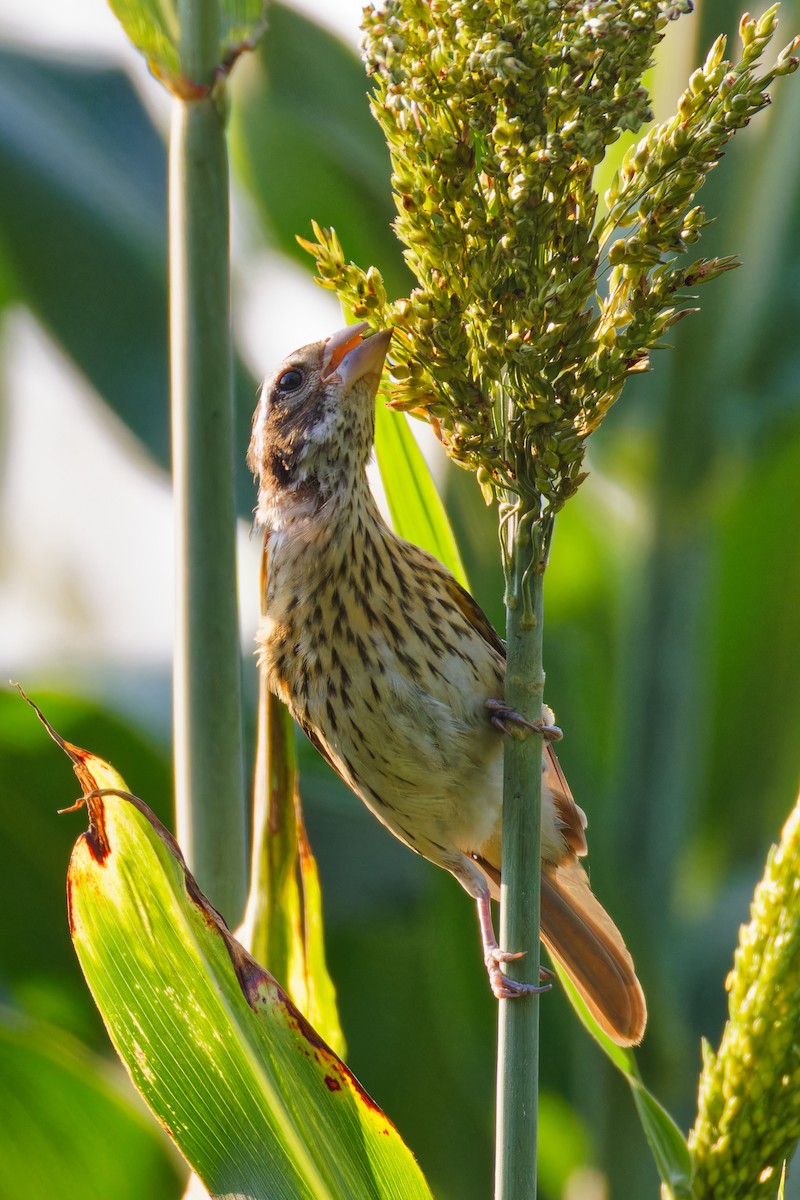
31, 700, 432, 1200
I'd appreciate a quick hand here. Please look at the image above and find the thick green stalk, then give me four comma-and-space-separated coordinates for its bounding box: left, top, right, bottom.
495, 510, 545, 1200
170, 1, 246, 921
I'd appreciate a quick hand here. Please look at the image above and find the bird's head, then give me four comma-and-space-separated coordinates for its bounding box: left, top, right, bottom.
249, 322, 392, 524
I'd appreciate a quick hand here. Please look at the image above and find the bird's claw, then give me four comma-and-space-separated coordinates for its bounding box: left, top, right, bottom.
484, 948, 553, 999
486, 699, 563, 742
476, 893, 552, 1000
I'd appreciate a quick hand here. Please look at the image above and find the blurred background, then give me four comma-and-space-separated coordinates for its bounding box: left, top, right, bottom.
1, 1, 799, 1197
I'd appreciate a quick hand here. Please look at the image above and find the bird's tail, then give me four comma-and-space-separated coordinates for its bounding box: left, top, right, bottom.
540, 858, 646, 1047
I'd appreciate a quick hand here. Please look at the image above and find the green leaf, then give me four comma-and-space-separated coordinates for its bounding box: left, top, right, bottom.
629, 1086, 693, 1200
230, 3, 411, 299
39, 707, 432, 1200
555, 966, 694, 1197
374, 402, 469, 588
0, 1012, 180, 1200
107, 0, 268, 92
0, 46, 257, 516
0, 48, 169, 462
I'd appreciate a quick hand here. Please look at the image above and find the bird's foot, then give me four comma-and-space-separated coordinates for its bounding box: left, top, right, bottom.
485, 947, 553, 999
476, 892, 552, 1000
486, 699, 563, 742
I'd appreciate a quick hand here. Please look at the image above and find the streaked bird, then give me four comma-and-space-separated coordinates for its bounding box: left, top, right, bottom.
248, 321, 646, 1046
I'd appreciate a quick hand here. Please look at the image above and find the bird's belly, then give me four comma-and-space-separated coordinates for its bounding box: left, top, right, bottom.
258, 532, 566, 874
296, 667, 565, 875
312, 663, 503, 857
367, 699, 500, 852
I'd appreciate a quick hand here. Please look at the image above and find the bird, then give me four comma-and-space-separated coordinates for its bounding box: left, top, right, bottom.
248, 320, 646, 1047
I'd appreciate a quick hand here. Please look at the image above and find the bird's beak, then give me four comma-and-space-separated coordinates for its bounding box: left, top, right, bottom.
321, 322, 392, 387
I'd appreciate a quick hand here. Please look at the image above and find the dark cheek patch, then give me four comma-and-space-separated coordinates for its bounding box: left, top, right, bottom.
270, 448, 297, 487
260, 383, 331, 492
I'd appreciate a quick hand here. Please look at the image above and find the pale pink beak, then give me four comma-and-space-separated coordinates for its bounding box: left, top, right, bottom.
321, 322, 392, 387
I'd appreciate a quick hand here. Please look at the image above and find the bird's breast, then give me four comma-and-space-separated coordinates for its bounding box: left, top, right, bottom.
258, 513, 571, 875
257, 507, 507, 845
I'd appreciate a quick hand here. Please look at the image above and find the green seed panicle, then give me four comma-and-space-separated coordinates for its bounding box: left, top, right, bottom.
299, 1, 798, 521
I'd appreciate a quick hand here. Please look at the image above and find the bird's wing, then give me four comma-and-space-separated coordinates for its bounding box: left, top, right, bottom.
297, 714, 342, 777
444, 571, 588, 860
443, 576, 587, 859
444, 575, 507, 659
544, 745, 589, 858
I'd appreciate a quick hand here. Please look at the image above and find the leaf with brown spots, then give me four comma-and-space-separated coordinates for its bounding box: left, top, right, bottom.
28, 693, 433, 1200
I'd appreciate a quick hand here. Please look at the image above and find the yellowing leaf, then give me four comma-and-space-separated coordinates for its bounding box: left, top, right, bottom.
28, 696, 432, 1200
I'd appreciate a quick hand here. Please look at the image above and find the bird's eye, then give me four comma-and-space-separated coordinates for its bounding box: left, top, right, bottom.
277, 368, 304, 393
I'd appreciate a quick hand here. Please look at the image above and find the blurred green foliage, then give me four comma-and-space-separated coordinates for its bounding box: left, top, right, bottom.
0, 1012, 182, 1200
1, 2, 799, 1197
230, 2, 413, 300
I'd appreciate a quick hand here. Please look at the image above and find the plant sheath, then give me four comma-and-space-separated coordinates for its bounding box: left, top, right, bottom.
170, 0, 246, 921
